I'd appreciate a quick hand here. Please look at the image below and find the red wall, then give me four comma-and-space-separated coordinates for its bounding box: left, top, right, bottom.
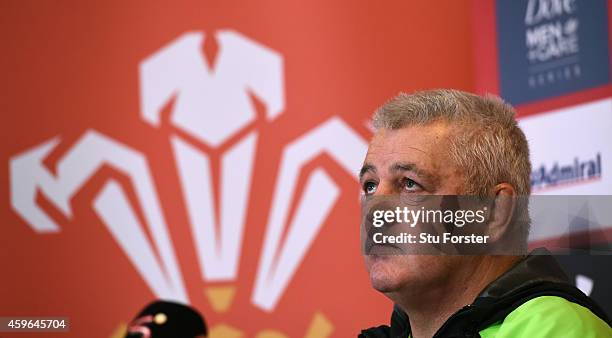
0, 1, 474, 337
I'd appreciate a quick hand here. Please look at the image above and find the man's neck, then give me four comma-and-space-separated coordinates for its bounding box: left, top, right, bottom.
389, 256, 520, 338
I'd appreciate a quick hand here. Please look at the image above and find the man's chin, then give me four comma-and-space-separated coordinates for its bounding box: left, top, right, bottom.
366, 255, 411, 293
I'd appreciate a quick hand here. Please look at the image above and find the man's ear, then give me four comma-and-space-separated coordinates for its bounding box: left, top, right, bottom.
485, 183, 517, 243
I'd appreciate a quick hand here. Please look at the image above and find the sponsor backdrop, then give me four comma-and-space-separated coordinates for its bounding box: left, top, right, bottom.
474, 0, 612, 318
1, 0, 610, 337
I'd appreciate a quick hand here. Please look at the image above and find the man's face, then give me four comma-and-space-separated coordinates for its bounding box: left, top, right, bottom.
360, 121, 466, 294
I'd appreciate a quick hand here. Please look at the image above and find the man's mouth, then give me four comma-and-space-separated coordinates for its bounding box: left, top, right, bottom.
365, 241, 403, 255
363, 214, 404, 255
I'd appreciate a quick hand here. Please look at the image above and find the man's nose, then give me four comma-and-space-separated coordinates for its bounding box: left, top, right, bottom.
373, 180, 396, 196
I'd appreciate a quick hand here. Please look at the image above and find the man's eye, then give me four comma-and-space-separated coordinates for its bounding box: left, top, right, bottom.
363, 181, 377, 194
403, 178, 421, 192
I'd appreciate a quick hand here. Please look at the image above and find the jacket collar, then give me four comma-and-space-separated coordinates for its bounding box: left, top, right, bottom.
477, 248, 569, 299
391, 248, 570, 337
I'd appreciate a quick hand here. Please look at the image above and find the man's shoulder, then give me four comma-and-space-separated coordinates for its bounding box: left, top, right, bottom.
480, 295, 612, 338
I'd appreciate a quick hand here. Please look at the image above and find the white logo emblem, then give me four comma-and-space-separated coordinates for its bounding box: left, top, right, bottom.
10, 30, 367, 312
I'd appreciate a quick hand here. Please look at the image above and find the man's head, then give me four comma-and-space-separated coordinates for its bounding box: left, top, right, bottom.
361, 89, 531, 295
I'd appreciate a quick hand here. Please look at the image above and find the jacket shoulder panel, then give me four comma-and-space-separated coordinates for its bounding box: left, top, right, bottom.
480, 296, 612, 338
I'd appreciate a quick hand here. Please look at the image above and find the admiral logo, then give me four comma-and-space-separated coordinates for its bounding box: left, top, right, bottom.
531, 153, 602, 190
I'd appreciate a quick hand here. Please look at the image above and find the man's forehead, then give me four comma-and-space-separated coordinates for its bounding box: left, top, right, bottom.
366, 144, 428, 156
364, 125, 454, 176
367, 124, 450, 155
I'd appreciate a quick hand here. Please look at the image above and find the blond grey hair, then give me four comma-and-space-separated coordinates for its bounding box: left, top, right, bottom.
373, 89, 531, 197
373, 89, 531, 248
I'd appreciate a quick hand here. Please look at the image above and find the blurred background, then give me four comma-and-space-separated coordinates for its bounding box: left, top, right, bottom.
1, 0, 611, 337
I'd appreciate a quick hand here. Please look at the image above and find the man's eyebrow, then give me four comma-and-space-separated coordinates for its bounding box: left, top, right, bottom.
359, 164, 376, 179
389, 162, 434, 180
